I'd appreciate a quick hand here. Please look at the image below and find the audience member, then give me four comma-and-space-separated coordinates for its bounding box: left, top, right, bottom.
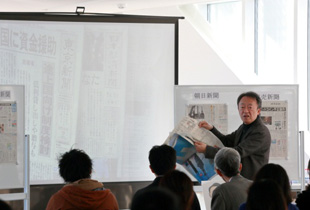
211, 147, 252, 210
160, 170, 195, 210
46, 149, 119, 210
131, 187, 180, 210
242, 179, 288, 210
132, 144, 201, 210
295, 159, 310, 210
0, 200, 12, 210
240, 163, 298, 210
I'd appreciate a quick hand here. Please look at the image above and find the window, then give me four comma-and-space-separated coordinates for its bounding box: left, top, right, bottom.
196, 1, 243, 68
256, 0, 294, 81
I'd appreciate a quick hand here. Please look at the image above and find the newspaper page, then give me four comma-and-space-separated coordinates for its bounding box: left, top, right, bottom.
261, 101, 288, 159
187, 104, 228, 134
0, 102, 17, 163
167, 116, 224, 148
165, 116, 224, 182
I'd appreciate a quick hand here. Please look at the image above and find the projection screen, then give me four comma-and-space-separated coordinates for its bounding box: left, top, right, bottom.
0, 13, 180, 184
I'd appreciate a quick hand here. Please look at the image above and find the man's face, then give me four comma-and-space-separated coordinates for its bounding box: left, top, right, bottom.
238, 96, 261, 125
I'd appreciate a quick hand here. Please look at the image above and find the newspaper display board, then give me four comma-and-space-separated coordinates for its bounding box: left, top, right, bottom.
174, 85, 299, 182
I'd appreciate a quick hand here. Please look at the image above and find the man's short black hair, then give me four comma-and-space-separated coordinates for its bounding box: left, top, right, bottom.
131, 187, 180, 210
0, 200, 12, 210
237, 91, 262, 109
58, 149, 92, 183
148, 145, 176, 175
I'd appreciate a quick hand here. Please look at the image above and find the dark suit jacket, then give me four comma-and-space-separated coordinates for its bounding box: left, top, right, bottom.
211, 175, 252, 210
295, 187, 310, 210
204, 117, 271, 180
133, 177, 201, 210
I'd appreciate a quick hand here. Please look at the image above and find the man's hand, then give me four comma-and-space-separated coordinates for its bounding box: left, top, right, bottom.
198, 121, 214, 130
194, 141, 207, 153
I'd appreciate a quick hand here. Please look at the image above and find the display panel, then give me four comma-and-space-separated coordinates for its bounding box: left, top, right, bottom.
175, 85, 299, 182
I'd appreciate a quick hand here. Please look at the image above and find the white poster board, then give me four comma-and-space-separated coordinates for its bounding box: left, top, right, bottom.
174, 85, 299, 182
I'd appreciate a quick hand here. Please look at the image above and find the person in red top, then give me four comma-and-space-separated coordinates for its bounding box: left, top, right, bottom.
46, 149, 119, 210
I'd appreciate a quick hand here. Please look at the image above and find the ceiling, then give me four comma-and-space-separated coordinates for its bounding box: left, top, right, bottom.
1, 0, 209, 14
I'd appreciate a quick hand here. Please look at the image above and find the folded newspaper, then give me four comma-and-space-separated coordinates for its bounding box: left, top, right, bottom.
164, 116, 224, 183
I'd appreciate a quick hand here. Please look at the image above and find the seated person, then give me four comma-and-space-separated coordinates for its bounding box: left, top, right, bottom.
240, 163, 298, 210
46, 149, 119, 210
133, 145, 200, 210
160, 170, 195, 210
131, 187, 180, 210
242, 179, 288, 210
295, 159, 310, 210
211, 147, 252, 210
0, 200, 12, 210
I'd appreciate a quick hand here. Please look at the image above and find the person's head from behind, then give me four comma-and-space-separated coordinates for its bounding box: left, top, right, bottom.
131, 187, 180, 210
59, 149, 92, 183
246, 179, 287, 210
149, 145, 176, 176
254, 163, 292, 204
0, 200, 12, 210
237, 91, 262, 125
160, 170, 194, 210
214, 147, 241, 180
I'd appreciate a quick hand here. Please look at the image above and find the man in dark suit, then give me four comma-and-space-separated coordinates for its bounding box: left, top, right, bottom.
195, 91, 271, 180
133, 145, 201, 210
211, 147, 252, 210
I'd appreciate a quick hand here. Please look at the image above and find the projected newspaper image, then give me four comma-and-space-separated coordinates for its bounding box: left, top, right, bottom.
0, 19, 175, 184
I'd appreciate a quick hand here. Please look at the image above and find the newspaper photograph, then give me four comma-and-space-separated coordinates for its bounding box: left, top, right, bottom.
165, 116, 224, 182
187, 104, 228, 134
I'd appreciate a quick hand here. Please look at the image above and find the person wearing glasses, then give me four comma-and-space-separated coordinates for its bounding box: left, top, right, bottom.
195, 91, 271, 180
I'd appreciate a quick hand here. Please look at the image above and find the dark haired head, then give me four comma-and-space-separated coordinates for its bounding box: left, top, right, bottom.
237, 91, 262, 109
254, 163, 292, 204
149, 145, 176, 175
58, 149, 92, 183
246, 179, 287, 210
131, 187, 180, 210
160, 170, 194, 210
0, 200, 12, 210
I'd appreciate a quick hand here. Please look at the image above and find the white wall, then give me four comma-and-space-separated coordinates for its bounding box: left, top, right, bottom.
127, 2, 310, 185
125, 6, 242, 85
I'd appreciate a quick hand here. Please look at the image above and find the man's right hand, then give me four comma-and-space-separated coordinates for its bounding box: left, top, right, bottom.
198, 121, 214, 130
194, 141, 207, 153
